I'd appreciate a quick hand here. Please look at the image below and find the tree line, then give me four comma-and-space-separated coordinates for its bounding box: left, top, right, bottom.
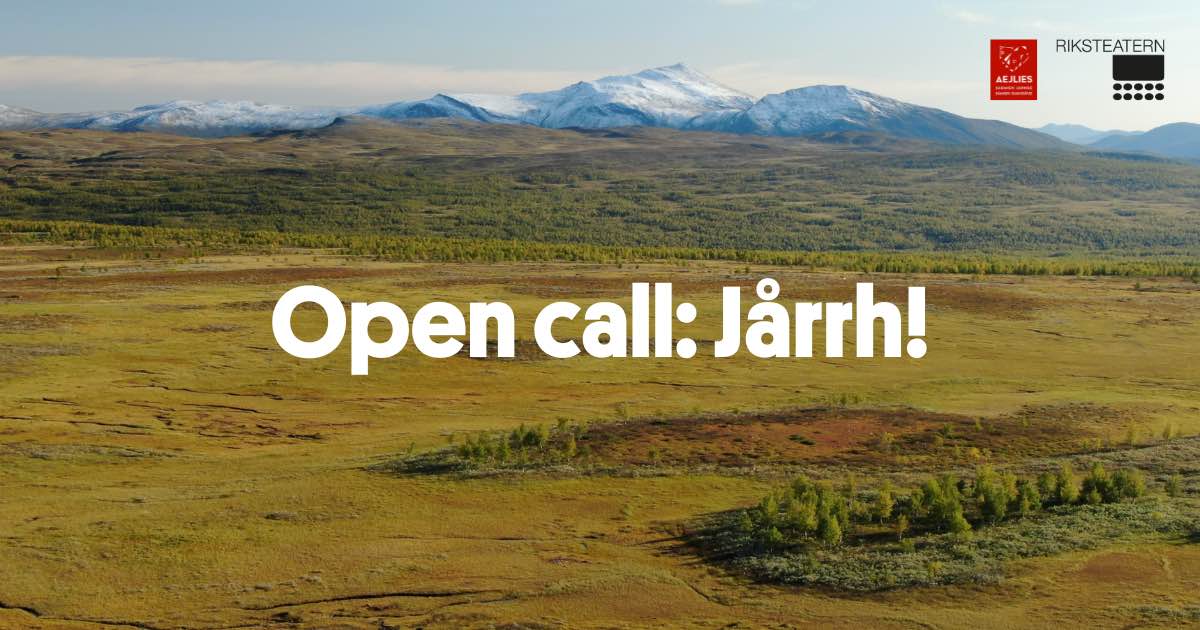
3, 219, 1198, 279
740, 462, 1152, 550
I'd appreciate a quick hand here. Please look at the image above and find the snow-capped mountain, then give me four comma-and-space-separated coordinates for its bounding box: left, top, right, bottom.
0, 104, 40, 127
0, 101, 338, 137
0, 64, 756, 135
0, 104, 99, 130
359, 94, 514, 124
513, 63, 753, 128
83, 101, 340, 137
716, 85, 913, 135
364, 64, 753, 129
708, 85, 1067, 148
0, 64, 1069, 148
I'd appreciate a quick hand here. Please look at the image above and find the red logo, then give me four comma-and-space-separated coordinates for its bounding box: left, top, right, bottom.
991, 39, 1037, 100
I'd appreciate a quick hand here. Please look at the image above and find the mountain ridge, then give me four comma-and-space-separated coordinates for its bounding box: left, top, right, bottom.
1089, 122, 1200, 161
1037, 122, 1200, 162
1037, 123, 1140, 145
0, 64, 1072, 148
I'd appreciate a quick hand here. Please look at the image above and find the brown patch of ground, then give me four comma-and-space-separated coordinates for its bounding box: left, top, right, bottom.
926, 282, 1049, 318
576, 407, 968, 468
565, 402, 1107, 471
1077, 552, 1169, 584
895, 402, 1116, 462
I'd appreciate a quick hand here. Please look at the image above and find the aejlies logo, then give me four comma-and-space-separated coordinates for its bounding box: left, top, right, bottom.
991, 39, 1037, 100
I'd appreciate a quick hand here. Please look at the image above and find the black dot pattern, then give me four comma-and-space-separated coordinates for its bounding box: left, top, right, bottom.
1114, 81, 1165, 101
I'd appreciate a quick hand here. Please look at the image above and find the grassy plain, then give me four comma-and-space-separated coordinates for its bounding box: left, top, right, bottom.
1, 244, 1197, 628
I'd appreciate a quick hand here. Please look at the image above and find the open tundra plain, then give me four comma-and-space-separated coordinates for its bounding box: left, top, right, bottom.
1, 244, 1198, 629
2, 119, 1200, 628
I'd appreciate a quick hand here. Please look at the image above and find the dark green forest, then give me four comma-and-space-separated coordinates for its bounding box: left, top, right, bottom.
2, 120, 1199, 261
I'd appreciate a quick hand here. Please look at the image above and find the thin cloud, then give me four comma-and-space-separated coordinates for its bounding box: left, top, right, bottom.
0, 56, 586, 111
943, 7, 994, 24
1030, 19, 1075, 31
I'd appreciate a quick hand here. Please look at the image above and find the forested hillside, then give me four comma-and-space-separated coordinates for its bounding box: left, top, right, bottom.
2, 119, 1199, 254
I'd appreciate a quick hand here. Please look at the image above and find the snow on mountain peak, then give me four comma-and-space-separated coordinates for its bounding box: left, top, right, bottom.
0, 65, 1068, 148
0, 104, 41, 126
758, 85, 908, 118
543, 63, 753, 127
442, 63, 752, 129
1, 67, 889, 137
0, 104, 35, 114
1, 100, 340, 136
731, 84, 914, 135
82, 100, 339, 136
628, 62, 741, 93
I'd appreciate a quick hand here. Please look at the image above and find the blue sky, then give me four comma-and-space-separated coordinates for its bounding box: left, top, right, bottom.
1, 0, 1195, 129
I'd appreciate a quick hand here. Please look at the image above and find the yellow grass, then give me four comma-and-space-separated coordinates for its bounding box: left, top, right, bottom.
1, 245, 1197, 628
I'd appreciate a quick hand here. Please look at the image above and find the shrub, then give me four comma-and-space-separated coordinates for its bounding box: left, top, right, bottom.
974, 465, 1011, 523
1082, 463, 1114, 503
1036, 472, 1056, 504
948, 509, 972, 539
1112, 468, 1146, 500
1165, 473, 1183, 498
818, 513, 843, 547
875, 482, 895, 523
1014, 480, 1041, 517
1054, 463, 1079, 505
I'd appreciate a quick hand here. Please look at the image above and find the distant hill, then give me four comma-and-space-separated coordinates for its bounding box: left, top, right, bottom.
1090, 123, 1200, 161
1037, 123, 1140, 145
1036, 122, 1200, 162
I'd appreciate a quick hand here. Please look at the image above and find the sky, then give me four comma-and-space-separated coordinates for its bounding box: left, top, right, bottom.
0, 0, 1195, 130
